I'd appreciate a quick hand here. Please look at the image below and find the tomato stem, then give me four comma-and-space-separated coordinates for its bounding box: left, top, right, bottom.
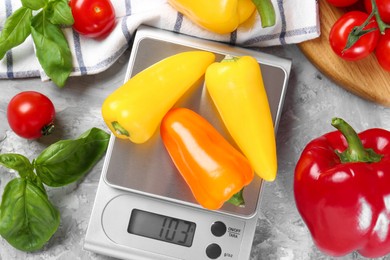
343, 10, 377, 53
371, 0, 390, 34
41, 123, 55, 136
343, 0, 390, 52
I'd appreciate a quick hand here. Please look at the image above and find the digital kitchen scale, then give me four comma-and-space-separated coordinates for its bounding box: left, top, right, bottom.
84, 26, 291, 260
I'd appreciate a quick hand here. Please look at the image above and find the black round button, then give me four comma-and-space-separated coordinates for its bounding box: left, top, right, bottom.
206, 243, 222, 259
211, 221, 227, 237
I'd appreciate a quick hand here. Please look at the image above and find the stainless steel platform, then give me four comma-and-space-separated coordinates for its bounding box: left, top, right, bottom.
103, 26, 291, 217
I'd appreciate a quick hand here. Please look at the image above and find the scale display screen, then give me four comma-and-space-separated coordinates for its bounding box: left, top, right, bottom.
128, 209, 196, 247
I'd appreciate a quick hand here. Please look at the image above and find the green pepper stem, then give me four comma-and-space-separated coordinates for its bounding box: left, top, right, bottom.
227, 188, 245, 207
251, 0, 276, 28
221, 55, 239, 63
331, 118, 382, 163
111, 121, 129, 137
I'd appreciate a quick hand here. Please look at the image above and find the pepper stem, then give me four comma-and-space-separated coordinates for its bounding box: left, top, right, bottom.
251, 0, 276, 28
331, 118, 382, 163
111, 121, 129, 137
227, 189, 245, 207
221, 55, 239, 63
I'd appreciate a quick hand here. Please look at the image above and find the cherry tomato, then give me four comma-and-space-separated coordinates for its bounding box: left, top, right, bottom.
326, 0, 359, 7
375, 30, 390, 71
329, 11, 380, 61
69, 0, 116, 38
364, 0, 390, 24
7, 91, 55, 139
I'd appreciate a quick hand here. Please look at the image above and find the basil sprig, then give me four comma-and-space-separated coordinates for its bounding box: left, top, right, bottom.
0, 0, 74, 87
0, 128, 110, 251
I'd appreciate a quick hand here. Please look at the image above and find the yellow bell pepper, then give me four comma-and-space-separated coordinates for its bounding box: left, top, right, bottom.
102, 51, 215, 144
205, 55, 277, 181
167, 0, 256, 34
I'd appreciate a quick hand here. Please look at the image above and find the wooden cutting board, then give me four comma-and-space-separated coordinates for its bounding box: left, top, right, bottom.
298, 0, 390, 107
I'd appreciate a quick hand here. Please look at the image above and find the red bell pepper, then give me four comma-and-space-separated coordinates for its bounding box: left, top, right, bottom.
294, 117, 390, 258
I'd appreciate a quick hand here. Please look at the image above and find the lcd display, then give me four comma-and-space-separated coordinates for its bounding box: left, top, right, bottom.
128, 209, 196, 247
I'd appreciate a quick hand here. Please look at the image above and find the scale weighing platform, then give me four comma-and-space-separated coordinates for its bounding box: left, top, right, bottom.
84, 26, 291, 260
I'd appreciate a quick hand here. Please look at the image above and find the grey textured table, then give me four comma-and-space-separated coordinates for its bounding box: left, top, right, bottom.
0, 43, 389, 260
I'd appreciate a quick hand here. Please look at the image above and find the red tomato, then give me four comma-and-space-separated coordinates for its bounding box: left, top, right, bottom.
375, 30, 390, 71
69, 0, 116, 38
326, 0, 359, 7
364, 0, 390, 24
329, 11, 380, 61
7, 91, 55, 139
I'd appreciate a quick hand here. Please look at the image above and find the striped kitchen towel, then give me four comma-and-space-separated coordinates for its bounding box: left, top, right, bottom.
0, 0, 319, 81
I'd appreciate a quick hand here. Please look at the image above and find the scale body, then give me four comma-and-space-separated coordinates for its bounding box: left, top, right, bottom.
84, 26, 291, 260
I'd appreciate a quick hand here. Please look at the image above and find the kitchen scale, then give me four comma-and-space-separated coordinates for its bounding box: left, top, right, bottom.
84, 26, 291, 260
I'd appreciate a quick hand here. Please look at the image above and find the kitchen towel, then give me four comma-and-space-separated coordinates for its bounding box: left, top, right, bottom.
0, 0, 320, 81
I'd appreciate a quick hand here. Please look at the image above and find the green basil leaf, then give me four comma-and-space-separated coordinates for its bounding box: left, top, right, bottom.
30, 10, 72, 87
0, 153, 33, 179
34, 128, 110, 187
46, 0, 74, 25
0, 7, 33, 60
21, 0, 47, 10
0, 178, 60, 252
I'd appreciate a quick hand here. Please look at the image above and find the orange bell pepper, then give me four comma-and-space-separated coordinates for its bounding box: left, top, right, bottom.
160, 108, 254, 210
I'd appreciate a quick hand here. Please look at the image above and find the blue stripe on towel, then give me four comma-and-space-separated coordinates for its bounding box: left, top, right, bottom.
125, 0, 132, 16
121, 0, 132, 45
286, 26, 319, 38
73, 32, 87, 75
230, 31, 237, 45
14, 70, 40, 78
243, 33, 280, 46
277, 0, 287, 45
5, 0, 14, 78
5, 0, 12, 21
6, 52, 14, 78
243, 25, 318, 46
174, 13, 183, 32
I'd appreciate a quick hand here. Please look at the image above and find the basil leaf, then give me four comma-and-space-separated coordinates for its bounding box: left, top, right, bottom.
0, 7, 33, 60
46, 0, 74, 25
0, 178, 60, 252
0, 153, 33, 179
34, 128, 110, 187
30, 10, 72, 87
21, 0, 47, 10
